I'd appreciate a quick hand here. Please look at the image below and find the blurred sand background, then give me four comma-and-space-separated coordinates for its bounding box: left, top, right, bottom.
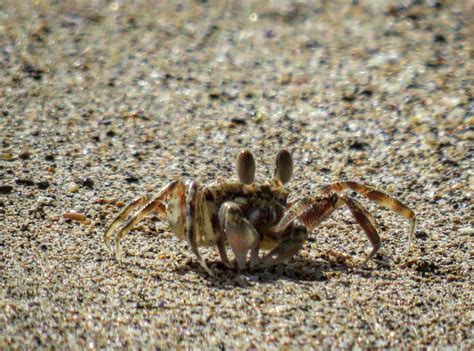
1, 0, 472, 349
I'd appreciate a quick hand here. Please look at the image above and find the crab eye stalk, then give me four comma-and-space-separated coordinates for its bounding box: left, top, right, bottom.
237, 150, 256, 185
274, 149, 293, 184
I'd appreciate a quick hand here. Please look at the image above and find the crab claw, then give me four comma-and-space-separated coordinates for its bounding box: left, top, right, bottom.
219, 201, 260, 270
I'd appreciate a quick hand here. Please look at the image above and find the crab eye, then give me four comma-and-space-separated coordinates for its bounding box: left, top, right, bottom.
274, 149, 293, 184
236, 150, 256, 185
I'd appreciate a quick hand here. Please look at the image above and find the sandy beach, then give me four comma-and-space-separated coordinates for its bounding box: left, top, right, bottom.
1, 0, 472, 349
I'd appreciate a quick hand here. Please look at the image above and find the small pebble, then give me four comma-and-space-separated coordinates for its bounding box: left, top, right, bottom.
458, 227, 474, 235
81, 178, 94, 188
0, 153, 16, 160
37, 196, 54, 205
349, 140, 369, 151
37, 180, 50, 190
230, 117, 247, 125
125, 175, 140, 184
94, 198, 118, 205
15, 179, 35, 186
0, 185, 13, 194
63, 211, 86, 221
68, 183, 80, 193
19, 151, 31, 160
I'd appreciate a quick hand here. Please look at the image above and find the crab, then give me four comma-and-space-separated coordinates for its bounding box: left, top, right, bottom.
103, 149, 416, 275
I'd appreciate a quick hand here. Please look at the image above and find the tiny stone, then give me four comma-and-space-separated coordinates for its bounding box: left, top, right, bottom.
125, 175, 140, 184
304, 40, 322, 49
15, 178, 35, 186
63, 211, 86, 221
230, 117, 247, 125
37, 196, 54, 205
415, 230, 428, 239
23, 62, 43, 80
99, 119, 112, 126
433, 34, 446, 43
68, 183, 80, 193
349, 140, 369, 151
415, 260, 437, 273
81, 178, 94, 188
19, 151, 31, 160
106, 130, 116, 137
37, 180, 50, 190
0, 185, 13, 194
458, 227, 474, 235
45, 154, 55, 161
0, 153, 16, 160
447, 275, 458, 282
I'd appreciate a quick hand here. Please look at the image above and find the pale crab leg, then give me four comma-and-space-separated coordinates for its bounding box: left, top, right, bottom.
218, 201, 260, 270
216, 235, 233, 269
319, 181, 416, 252
186, 181, 213, 276
342, 195, 381, 264
103, 195, 149, 253
105, 180, 178, 261
258, 193, 382, 268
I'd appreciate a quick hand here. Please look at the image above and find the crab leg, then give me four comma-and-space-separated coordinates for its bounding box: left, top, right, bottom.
103, 195, 149, 253
186, 181, 213, 276
319, 181, 416, 251
218, 201, 260, 270
216, 235, 233, 269
276, 194, 345, 233
258, 193, 383, 267
104, 180, 178, 261
342, 195, 381, 264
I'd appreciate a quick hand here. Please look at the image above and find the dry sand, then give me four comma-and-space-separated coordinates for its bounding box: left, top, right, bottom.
1, 0, 473, 349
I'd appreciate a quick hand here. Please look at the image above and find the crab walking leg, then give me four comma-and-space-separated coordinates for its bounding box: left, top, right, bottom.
258, 220, 308, 268
342, 195, 381, 264
216, 235, 233, 269
103, 195, 149, 253
320, 181, 416, 251
106, 180, 179, 261
186, 181, 213, 276
218, 202, 260, 270
113, 198, 167, 261
276, 194, 345, 234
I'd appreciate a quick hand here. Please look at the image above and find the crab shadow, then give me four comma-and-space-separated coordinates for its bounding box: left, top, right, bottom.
113, 248, 394, 288
171, 256, 390, 288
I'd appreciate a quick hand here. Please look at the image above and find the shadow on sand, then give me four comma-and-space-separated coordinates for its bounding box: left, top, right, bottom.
113, 249, 395, 289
